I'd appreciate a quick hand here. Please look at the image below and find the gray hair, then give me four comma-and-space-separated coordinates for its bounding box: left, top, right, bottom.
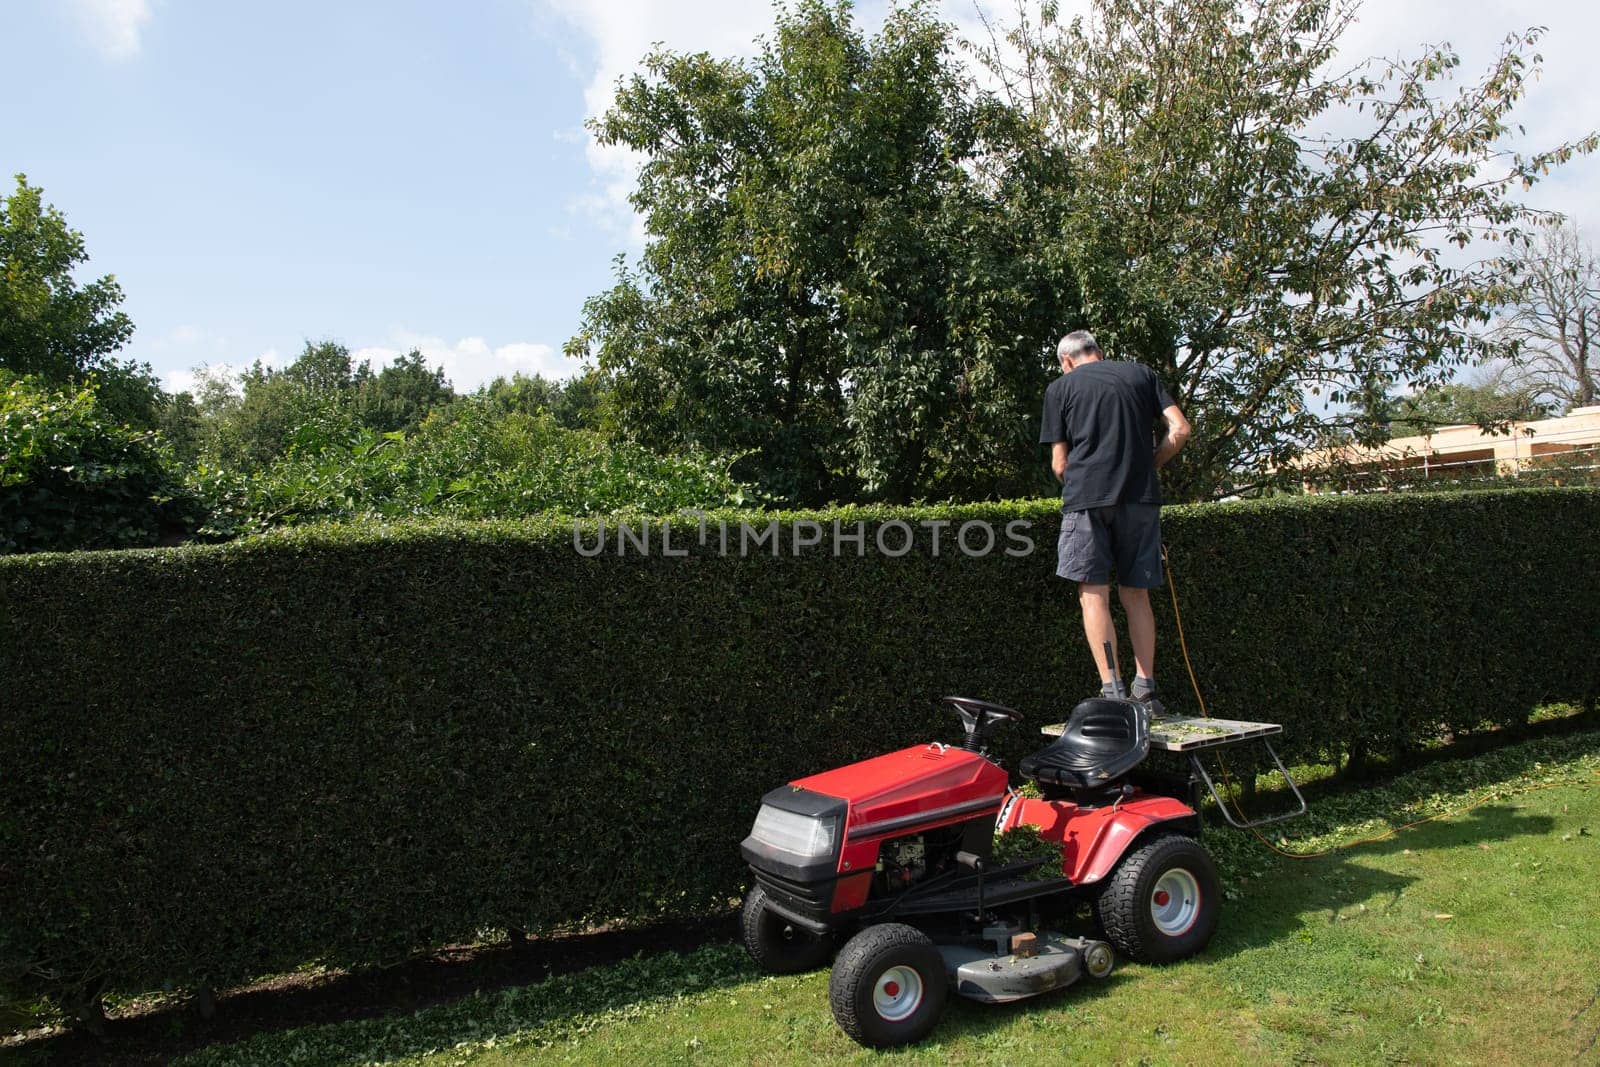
1057, 330, 1102, 362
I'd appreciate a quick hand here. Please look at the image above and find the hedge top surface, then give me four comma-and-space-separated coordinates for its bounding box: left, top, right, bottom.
3, 485, 1593, 568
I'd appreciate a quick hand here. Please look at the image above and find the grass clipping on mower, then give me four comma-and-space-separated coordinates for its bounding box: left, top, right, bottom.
991, 825, 1060, 881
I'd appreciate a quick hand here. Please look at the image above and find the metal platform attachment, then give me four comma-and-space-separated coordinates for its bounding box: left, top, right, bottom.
1039, 713, 1308, 830
1041, 714, 1282, 752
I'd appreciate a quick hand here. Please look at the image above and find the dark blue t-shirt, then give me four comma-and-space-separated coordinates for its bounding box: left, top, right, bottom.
1039, 360, 1176, 511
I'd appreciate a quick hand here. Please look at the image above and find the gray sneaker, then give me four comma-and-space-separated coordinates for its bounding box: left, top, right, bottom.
1133, 691, 1167, 719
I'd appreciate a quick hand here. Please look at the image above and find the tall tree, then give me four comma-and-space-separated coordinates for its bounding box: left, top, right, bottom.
0, 174, 159, 425
480, 370, 608, 430
569, 0, 1074, 504
354, 349, 455, 434
1496, 222, 1599, 412
280, 339, 355, 394
987, 0, 1596, 498
206, 341, 358, 468
0, 174, 132, 382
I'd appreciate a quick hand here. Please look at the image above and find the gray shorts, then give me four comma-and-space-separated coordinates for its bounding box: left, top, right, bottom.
1056, 502, 1163, 588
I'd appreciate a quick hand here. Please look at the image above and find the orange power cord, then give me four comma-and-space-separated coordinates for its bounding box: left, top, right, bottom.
1160, 547, 1595, 860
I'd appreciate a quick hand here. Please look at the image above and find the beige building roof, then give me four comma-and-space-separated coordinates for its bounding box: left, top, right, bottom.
1307, 404, 1600, 481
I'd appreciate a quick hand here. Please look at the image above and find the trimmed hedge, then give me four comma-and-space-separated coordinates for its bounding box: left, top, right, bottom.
2, 489, 1597, 1012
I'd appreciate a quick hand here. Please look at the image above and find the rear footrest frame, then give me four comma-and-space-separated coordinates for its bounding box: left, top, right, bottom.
1186, 736, 1308, 830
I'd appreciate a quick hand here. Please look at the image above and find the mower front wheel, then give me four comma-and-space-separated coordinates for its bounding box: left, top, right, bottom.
828, 923, 948, 1048
740, 884, 834, 974
1093, 833, 1219, 964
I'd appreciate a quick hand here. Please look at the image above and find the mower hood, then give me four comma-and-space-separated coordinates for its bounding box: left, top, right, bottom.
793, 743, 1008, 842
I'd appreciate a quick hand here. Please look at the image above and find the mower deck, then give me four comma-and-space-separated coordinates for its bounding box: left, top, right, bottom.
938, 932, 1109, 1003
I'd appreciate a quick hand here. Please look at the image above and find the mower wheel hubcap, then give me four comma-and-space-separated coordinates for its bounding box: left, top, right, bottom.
873, 965, 924, 1021
1150, 867, 1201, 936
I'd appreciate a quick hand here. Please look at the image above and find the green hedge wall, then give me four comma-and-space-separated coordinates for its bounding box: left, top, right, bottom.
2, 488, 1597, 1010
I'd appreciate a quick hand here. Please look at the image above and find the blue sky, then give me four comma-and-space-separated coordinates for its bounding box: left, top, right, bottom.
4, 0, 1597, 394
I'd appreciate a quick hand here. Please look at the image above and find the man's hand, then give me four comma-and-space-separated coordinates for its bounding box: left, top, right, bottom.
1154, 404, 1191, 468
1051, 441, 1068, 482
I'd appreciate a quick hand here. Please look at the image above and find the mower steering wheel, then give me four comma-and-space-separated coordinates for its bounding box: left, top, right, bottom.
942, 696, 1025, 730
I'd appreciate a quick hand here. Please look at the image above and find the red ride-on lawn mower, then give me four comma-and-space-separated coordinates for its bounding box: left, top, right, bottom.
739, 688, 1306, 1048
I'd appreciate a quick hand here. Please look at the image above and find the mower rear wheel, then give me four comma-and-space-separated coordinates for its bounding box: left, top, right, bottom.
1093, 833, 1219, 964
829, 923, 948, 1048
740, 884, 833, 974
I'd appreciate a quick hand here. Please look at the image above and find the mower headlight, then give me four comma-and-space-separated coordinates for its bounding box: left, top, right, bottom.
749, 805, 839, 859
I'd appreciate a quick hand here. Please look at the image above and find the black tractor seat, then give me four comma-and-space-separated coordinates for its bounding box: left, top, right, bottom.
1019, 697, 1150, 791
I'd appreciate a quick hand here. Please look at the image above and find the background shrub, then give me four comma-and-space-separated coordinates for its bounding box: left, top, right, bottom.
192, 399, 750, 539
1, 488, 1596, 1017
0, 375, 197, 553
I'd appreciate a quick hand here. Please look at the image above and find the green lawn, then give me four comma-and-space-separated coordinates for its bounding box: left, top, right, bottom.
179, 731, 1600, 1067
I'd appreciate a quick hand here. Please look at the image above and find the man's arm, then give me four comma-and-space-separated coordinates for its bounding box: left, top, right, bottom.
1154, 404, 1191, 468
1051, 441, 1068, 482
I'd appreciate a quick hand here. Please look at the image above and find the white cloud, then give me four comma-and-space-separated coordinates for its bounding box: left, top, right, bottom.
353, 331, 581, 391
161, 367, 205, 395
69, 0, 151, 60
162, 349, 286, 396
163, 361, 229, 397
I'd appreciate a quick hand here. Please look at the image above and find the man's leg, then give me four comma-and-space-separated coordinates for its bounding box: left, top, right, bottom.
1059, 510, 1120, 694
1112, 501, 1165, 702
1078, 583, 1120, 690
1118, 585, 1156, 690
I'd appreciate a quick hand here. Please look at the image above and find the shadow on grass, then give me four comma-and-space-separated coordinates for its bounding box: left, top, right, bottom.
1204, 800, 1554, 961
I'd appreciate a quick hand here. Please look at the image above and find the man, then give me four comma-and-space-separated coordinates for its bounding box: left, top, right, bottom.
1040, 330, 1191, 705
